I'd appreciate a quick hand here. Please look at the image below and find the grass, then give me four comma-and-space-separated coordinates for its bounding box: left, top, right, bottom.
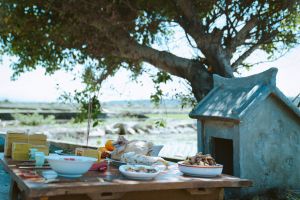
12, 113, 56, 126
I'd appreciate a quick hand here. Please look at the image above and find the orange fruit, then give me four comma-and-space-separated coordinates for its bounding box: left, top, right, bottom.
105, 140, 115, 151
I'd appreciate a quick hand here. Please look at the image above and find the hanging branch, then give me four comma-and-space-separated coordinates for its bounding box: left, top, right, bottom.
86, 97, 92, 147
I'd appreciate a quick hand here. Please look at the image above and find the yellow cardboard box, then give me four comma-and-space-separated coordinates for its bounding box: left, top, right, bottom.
11, 143, 49, 161
12, 152, 29, 161
4, 132, 47, 157
75, 148, 99, 160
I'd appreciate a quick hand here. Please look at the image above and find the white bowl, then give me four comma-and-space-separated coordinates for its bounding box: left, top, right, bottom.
119, 165, 160, 180
178, 161, 223, 178
46, 155, 97, 178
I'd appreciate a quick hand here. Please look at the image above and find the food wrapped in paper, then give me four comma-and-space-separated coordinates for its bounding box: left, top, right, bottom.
121, 152, 168, 168
110, 136, 153, 160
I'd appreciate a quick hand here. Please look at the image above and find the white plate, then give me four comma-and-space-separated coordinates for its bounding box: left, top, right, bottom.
42, 170, 58, 179
178, 161, 223, 178
119, 165, 160, 180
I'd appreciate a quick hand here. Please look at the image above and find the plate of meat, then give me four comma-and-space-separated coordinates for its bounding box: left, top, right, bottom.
178, 153, 223, 178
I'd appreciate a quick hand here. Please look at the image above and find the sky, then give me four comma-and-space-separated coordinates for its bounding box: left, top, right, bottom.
0, 42, 299, 103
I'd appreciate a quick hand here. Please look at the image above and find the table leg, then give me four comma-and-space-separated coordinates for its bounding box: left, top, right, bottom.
9, 180, 20, 200
218, 188, 224, 200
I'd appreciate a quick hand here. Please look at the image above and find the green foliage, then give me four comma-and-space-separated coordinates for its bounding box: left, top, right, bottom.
0, 0, 299, 114
154, 119, 166, 128
150, 71, 172, 106
60, 90, 102, 126
13, 113, 55, 126
175, 93, 197, 109
150, 86, 163, 107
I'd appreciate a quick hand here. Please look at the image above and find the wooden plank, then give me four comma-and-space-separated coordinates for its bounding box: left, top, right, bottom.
26, 189, 224, 200
0, 153, 252, 199
9, 180, 20, 200
88, 192, 124, 200
115, 189, 224, 200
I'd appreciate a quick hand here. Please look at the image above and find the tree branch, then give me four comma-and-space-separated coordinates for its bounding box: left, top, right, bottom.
89, 17, 191, 79
174, 0, 233, 77
232, 44, 260, 69
232, 29, 279, 69
229, 17, 259, 53
175, 0, 207, 46
121, 42, 192, 79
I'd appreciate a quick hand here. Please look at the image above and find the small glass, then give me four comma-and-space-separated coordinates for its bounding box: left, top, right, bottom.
35, 152, 45, 167
29, 148, 38, 160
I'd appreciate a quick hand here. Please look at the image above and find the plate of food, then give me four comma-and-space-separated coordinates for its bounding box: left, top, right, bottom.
119, 164, 160, 180
178, 153, 223, 178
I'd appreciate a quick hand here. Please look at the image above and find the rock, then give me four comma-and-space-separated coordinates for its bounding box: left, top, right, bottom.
175, 128, 182, 134
132, 124, 144, 131
186, 127, 196, 133
113, 123, 123, 129
186, 123, 196, 129
136, 128, 145, 134
143, 128, 150, 133
176, 124, 186, 129
105, 129, 114, 135
113, 123, 128, 135
146, 124, 153, 130
112, 128, 121, 135
127, 127, 137, 135
168, 128, 177, 134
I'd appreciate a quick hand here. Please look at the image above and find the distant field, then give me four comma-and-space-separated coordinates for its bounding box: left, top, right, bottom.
0, 100, 192, 120
0, 100, 197, 159
145, 113, 190, 120
0, 101, 76, 111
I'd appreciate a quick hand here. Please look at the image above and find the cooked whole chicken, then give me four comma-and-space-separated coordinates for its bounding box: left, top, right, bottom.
110, 136, 153, 160
121, 152, 168, 168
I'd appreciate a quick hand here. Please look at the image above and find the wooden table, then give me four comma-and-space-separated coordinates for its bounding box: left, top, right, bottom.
0, 153, 251, 200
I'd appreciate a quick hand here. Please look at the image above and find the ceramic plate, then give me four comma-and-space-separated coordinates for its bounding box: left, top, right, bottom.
119, 165, 160, 180
178, 161, 223, 178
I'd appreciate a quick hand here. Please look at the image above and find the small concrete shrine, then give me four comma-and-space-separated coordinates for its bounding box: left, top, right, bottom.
189, 68, 300, 195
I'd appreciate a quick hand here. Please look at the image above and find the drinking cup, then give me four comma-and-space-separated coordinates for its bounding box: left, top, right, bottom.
29, 148, 38, 160
35, 152, 45, 167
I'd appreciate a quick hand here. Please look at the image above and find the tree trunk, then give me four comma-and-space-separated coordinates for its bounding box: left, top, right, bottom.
186, 61, 213, 101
